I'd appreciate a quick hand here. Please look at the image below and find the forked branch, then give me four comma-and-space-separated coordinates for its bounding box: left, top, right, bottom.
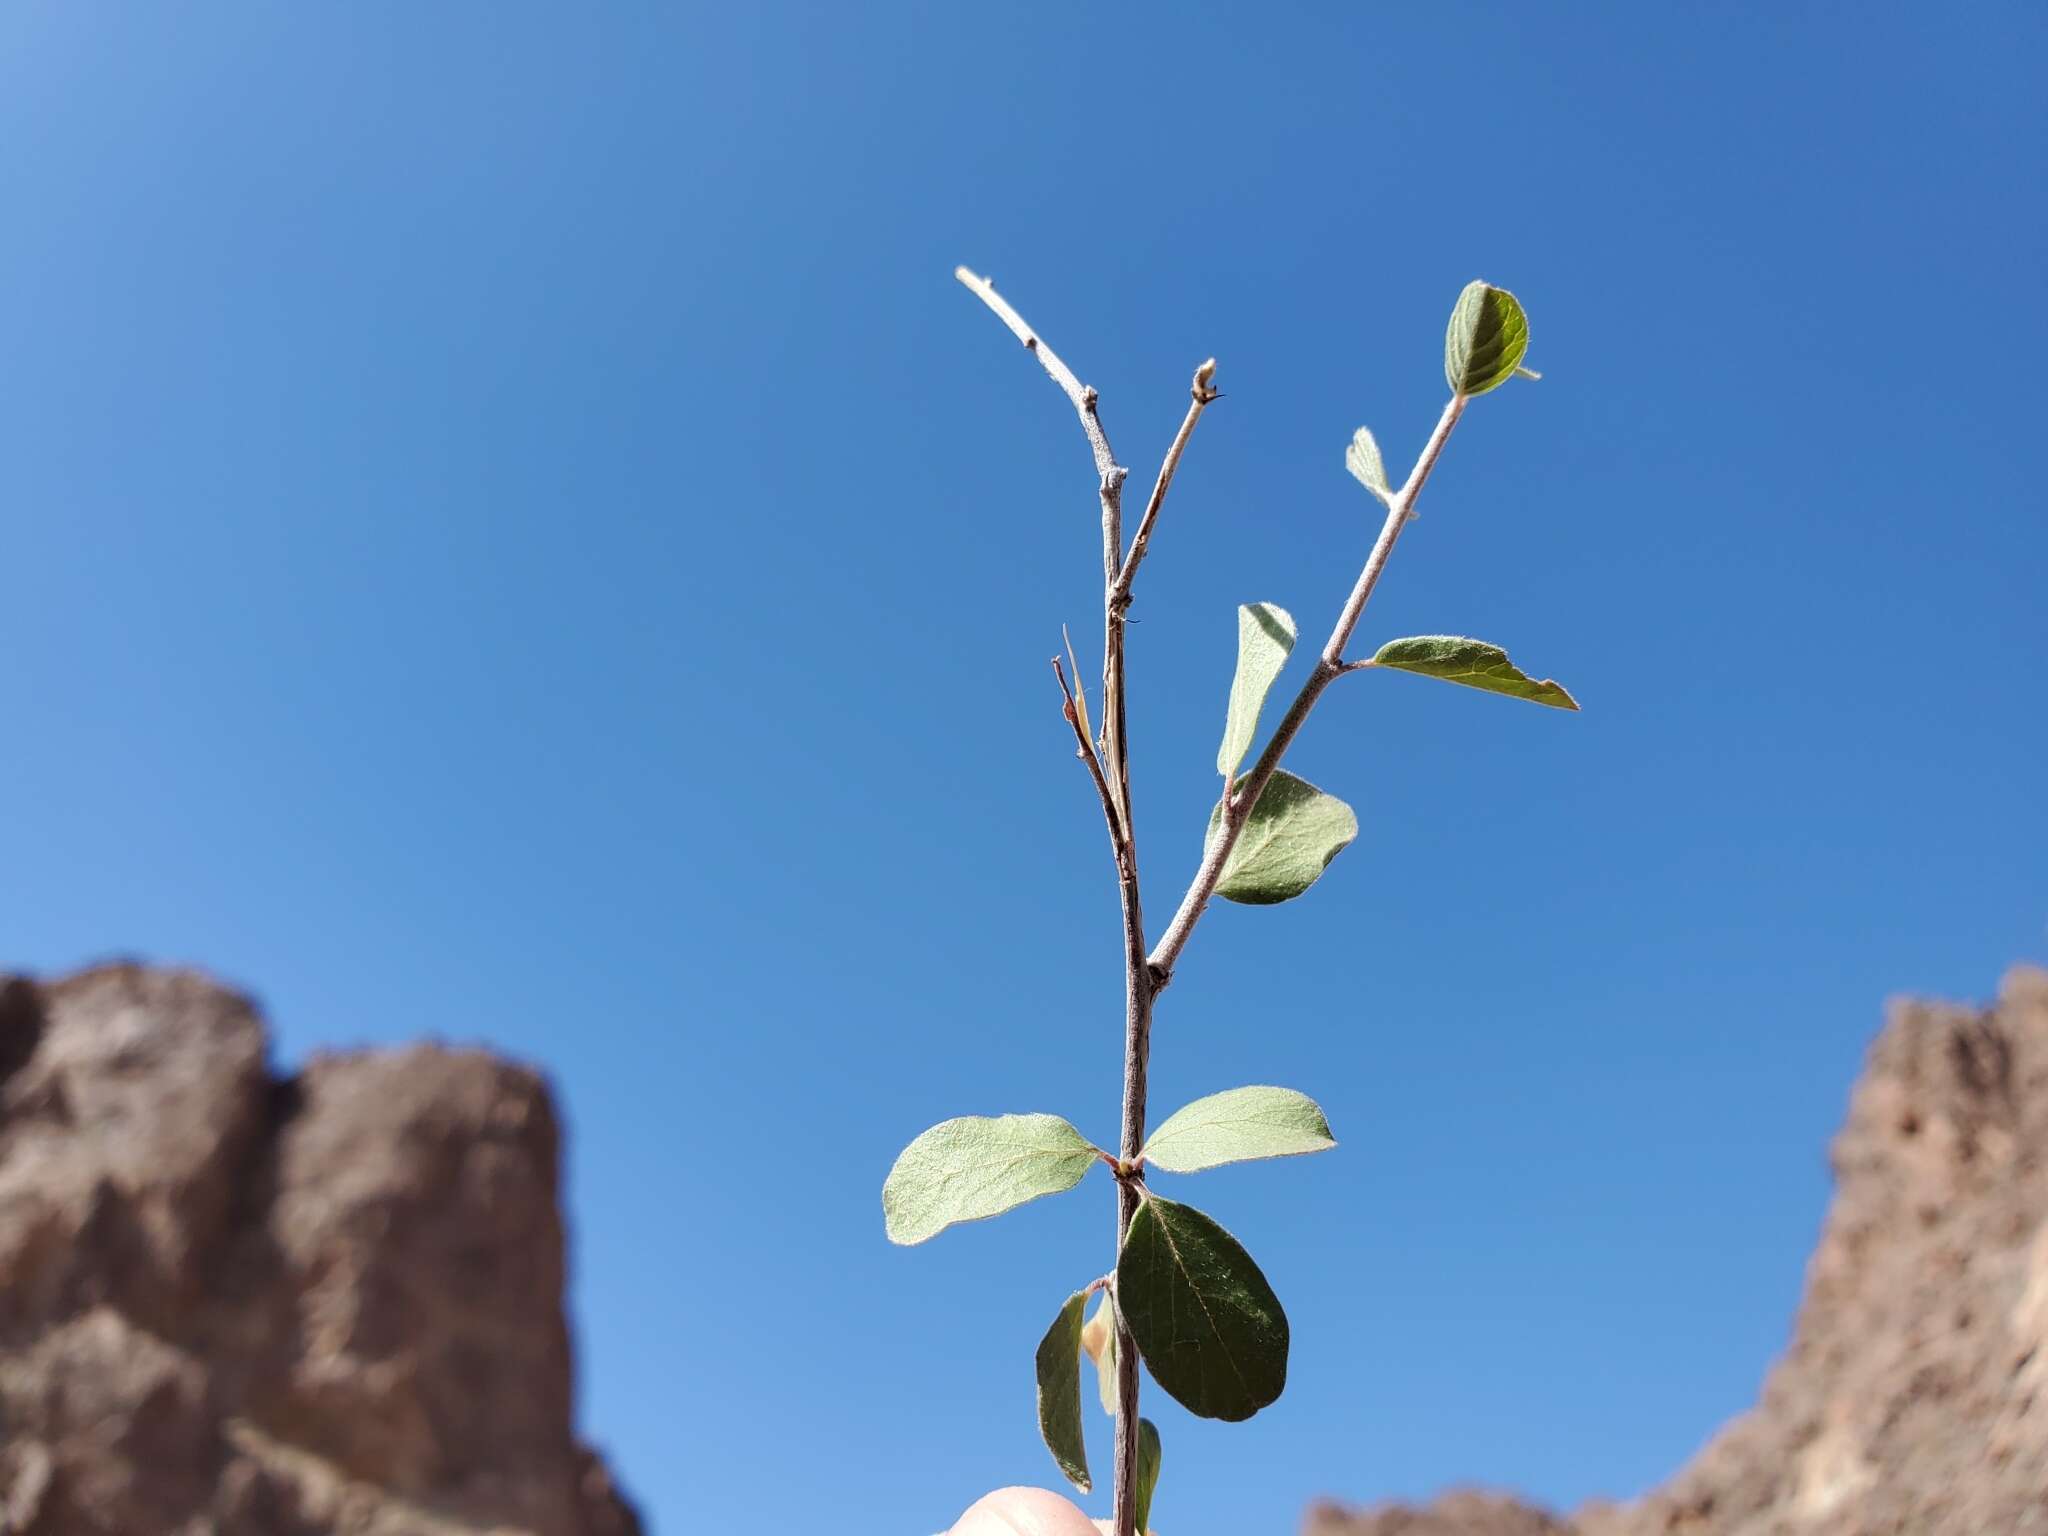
1147, 392, 1469, 985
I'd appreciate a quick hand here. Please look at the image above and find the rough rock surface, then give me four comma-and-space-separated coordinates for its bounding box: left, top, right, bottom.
1306, 966, 2048, 1536
0, 964, 640, 1536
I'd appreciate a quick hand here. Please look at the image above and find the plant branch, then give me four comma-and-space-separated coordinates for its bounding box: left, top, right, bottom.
957, 269, 1173, 1536
1113, 359, 1220, 605
954, 266, 1134, 827
1051, 656, 1126, 874
1146, 393, 1470, 984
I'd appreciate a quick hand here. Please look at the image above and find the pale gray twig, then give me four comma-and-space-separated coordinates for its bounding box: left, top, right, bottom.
1112, 359, 1219, 607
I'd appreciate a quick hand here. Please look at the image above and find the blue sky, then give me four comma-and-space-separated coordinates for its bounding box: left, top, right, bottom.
2, 5, 2043, 1533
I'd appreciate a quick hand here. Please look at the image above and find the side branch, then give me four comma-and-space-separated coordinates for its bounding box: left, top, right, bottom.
1147, 393, 1470, 982
1112, 359, 1220, 605
1050, 655, 1127, 873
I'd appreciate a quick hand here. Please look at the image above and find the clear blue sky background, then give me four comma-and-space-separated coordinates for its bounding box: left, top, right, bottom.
3, 6, 2043, 1533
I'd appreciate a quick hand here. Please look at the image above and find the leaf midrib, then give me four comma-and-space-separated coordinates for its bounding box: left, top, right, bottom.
1149, 1199, 1253, 1403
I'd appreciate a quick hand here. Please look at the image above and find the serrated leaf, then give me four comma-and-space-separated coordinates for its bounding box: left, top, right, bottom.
1117, 1195, 1289, 1421
1034, 1289, 1091, 1492
1444, 281, 1530, 397
1217, 603, 1296, 780
1204, 768, 1358, 905
1345, 427, 1394, 505
1371, 635, 1579, 710
882, 1114, 1101, 1245
1136, 1418, 1162, 1532
1143, 1086, 1336, 1174
1081, 1293, 1119, 1416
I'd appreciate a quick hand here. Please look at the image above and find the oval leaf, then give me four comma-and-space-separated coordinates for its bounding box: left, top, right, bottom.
1143, 1086, 1336, 1174
1216, 603, 1296, 779
1034, 1289, 1091, 1493
1204, 769, 1359, 905
1081, 1293, 1119, 1417
1117, 1195, 1289, 1421
882, 1114, 1101, 1245
1443, 281, 1530, 397
1345, 426, 1394, 506
1136, 1417, 1162, 1533
1371, 635, 1579, 710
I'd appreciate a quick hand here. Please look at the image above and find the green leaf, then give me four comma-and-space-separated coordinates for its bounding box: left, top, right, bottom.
1204, 768, 1359, 905
1136, 1418, 1163, 1532
1117, 1195, 1289, 1421
882, 1114, 1102, 1245
1345, 426, 1394, 506
1443, 281, 1530, 397
1142, 1086, 1336, 1174
1371, 635, 1579, 711
1216, 603, 1296, 780
1034, 1289, 1091, 1493
1081, 1293, 1119, 1416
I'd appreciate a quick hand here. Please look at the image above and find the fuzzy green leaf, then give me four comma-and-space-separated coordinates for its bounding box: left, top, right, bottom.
1143, 1086, 1336, 1174
1136, 1418, 1163, 1532
1217, 603, 1296, 780
1345, 427, 1394, 506
1082, 1293, 1119, 1417
882, 1114, 1101, 1245
1444, 281, 1530, 397
1117, 1195, 1289, 1421
1204, 769, 1359, 905
1372, 635, 1579, 710
1034, 1289, 1091, 1493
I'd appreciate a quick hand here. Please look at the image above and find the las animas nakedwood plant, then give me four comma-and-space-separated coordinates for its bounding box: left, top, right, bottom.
884, 271, 1572, 1536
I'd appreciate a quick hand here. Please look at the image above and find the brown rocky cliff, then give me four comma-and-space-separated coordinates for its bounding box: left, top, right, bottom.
0, 964, 640, 1536
1307, 966, 2048, 1536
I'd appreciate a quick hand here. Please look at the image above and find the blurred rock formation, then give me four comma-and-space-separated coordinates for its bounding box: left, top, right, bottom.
0, 965, 639, 1536
1307, 966, 2048, 1536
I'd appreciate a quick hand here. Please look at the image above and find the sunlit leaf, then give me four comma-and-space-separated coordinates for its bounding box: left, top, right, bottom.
1346, 426, 1394, 506
1371, 635, 1578, 710
1444, 281, 1530, 397
1216, 603, 1296, 780
882, 1114, 1101, 1245
1143, 1086, 1336, 1173
1204, 769, 1358, 905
